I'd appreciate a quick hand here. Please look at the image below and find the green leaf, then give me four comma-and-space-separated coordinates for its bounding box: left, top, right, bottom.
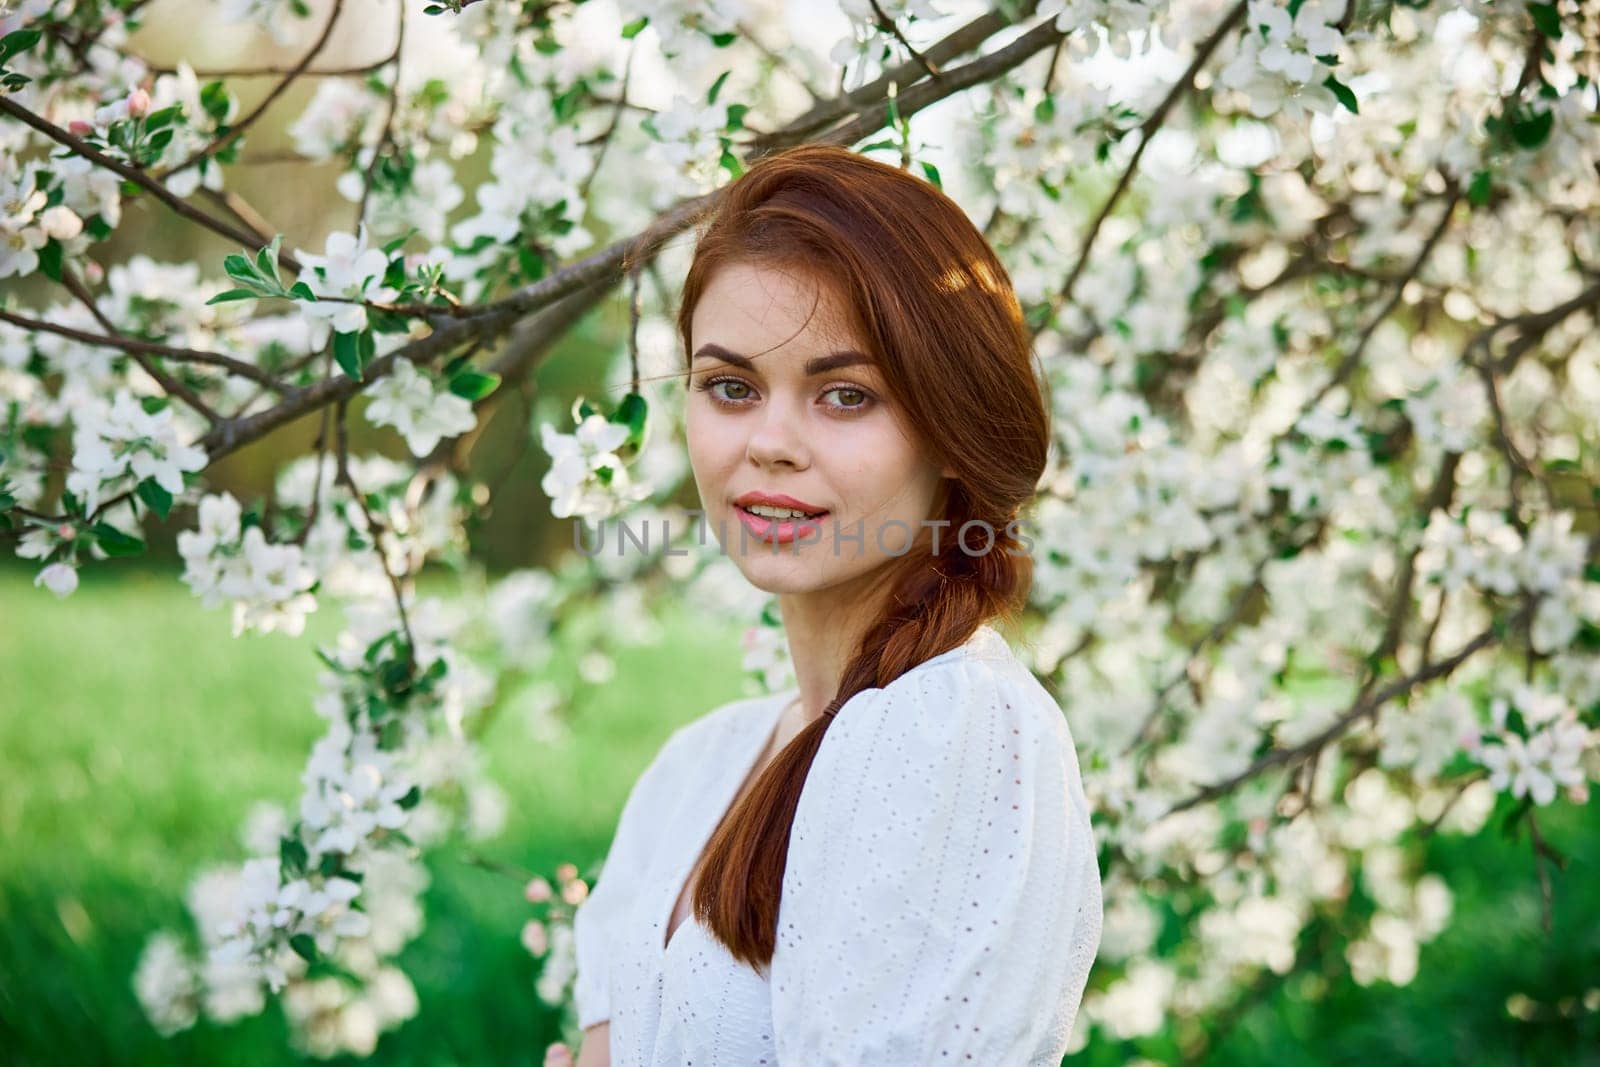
205, 288, 260, 305
620, 15, 648, 38
0, 28, 42, 61
449, 370, 500, 400
1034, 95, 1056, 123
289, 934, 319, 963
143, 105, 182, 132
920, 160, 942, 189
1528, 2, 1562, 38
255, 235, 284, 288
381, 229, 418, 256
1467, 169, 1493, 207
37, 239, 63, 283
90, 523, 146, 558
611, 391, 649, 450
288, 281, 316, 301
1324, 74, 1358, 114
725, 102, 749, 131
516, 245, 546, 282
707, 70, 732, 106
396, 785, 422, 809
378, 717, 405, 750
333, 330, 365, 380
222, 253, 257, 284
366, 307, 409, 334
200, 80, 231, 122
136, 478, 174, 520
280, 834, 309, 877
1500, 794, 1533, 838
719, 147, 743, 179
1511, 108, 1554, 148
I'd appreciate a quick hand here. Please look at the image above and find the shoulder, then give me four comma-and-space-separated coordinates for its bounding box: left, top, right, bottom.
601, 688, 788, 858
829, 626, 1075, 767
664, 688, 786, 756
634, 688, 787, 790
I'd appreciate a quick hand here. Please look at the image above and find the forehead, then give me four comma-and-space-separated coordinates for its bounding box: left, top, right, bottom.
690, 261, 863, 354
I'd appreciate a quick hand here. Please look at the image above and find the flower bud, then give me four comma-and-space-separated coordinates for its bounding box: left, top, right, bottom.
520, 918, 548, 956
41, 206, 84, 242
128, 89, 151, 118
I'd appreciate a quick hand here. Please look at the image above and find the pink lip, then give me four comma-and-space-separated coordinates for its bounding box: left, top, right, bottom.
730, 492, 829, 545
734, 508, 829, 544
733, 491, 826, 512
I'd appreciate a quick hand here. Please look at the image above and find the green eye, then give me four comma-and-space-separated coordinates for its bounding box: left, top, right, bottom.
824, 385, 873, 412
696, 375, 755, 405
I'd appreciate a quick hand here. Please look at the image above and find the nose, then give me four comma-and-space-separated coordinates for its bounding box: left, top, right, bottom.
745, 394, 810, 471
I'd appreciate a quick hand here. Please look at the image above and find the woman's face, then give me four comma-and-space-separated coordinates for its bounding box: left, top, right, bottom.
685, 261, 951, 596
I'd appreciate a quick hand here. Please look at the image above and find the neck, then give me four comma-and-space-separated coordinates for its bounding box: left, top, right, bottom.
776, 566, 897, 725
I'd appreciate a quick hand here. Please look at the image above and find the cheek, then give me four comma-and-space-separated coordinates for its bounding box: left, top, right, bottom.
685, 405, 737, 474
827, 420, 926, 503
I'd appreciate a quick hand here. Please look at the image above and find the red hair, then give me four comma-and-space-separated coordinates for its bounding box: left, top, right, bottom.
676, 144, 1050, 969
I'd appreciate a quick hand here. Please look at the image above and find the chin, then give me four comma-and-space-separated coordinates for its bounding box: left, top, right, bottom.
729, 557, 827, 595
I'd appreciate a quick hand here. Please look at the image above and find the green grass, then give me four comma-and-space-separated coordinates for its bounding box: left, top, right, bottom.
0, 566, 1595, 1064
0, 565, 752, 1065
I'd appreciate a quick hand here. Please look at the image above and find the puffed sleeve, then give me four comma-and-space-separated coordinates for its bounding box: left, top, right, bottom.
571, 728, 688, 1030
769, 655, 1104, 1065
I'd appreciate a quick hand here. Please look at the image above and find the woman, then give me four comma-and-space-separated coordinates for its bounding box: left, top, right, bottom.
547, 144, 1102, 1066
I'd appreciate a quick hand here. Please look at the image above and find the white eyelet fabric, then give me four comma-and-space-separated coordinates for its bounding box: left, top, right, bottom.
571, 624, 1104, 1065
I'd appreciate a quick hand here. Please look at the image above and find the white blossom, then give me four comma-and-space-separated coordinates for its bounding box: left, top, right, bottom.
65, 390, 208, 515
362, 357, 478, 456
132, 932, 201, 1037
177, 492, 319, 636
293, 225, 399, 336
538, 410, 651, 520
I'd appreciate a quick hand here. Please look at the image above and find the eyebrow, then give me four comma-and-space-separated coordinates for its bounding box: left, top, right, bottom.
691, 343, 873, 377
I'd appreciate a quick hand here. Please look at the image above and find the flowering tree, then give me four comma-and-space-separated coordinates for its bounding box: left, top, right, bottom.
3, 0, 1598, 1058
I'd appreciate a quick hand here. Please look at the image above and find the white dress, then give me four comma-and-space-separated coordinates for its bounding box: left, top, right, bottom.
571, 623, 1103, 1065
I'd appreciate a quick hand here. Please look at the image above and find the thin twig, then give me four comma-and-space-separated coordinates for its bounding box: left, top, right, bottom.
0, 307, 286, 394
161, 0, 347, 182
0, 95, 302, 273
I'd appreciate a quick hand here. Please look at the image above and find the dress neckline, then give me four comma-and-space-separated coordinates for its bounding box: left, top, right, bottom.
656, 623, 1008, 956
659, 686, 795, 956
